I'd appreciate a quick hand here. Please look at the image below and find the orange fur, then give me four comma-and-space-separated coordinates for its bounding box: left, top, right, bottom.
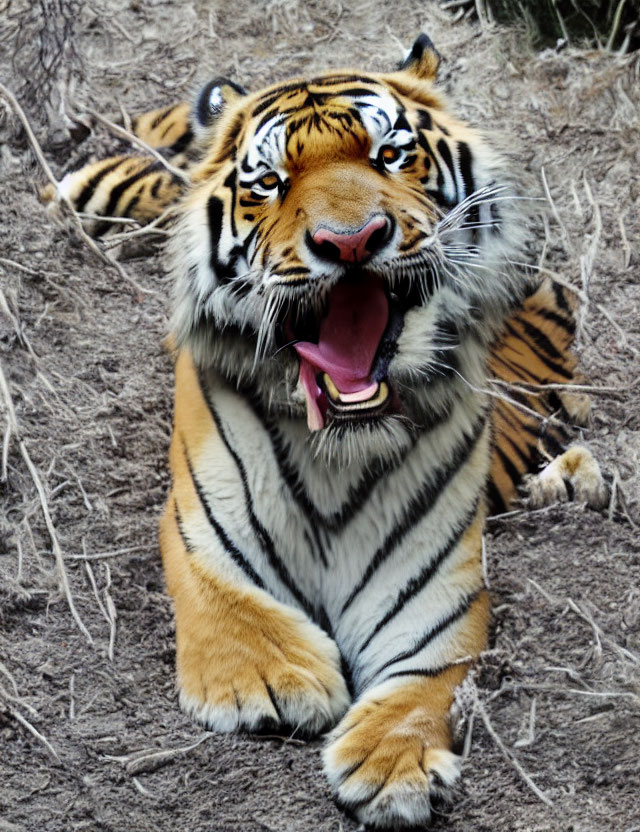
162, 499, 346, 726
160, 350, 349, 731
325, 594, 490, 807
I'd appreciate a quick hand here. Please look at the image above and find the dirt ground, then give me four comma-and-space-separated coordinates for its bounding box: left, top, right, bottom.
1, 2, 639, 831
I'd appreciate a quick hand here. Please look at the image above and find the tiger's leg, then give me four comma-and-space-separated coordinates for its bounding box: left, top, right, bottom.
488, 277, 607, 513
523, 445, 608, 509
160, 350, 350, 735
324, 505, 490, 828
41, 155, 184, 231
40, 102, 191, 229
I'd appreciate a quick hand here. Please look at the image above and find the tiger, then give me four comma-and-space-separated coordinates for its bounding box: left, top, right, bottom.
42, 33, 607, 828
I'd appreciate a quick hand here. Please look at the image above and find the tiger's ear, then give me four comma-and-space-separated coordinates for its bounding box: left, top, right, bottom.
398, 33, 441, 81
194, 77, 247, 129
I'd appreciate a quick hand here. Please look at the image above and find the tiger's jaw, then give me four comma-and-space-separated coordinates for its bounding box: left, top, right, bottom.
291, 274, 395, 431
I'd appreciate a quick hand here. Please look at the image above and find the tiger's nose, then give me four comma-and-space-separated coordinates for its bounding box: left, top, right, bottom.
307, 216, 393, 264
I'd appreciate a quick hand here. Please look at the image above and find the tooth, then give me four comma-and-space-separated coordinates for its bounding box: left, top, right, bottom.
322, 373, 340, 402
338, 382, 380, 403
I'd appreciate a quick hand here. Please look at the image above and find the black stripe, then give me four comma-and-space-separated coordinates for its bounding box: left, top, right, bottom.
245, 391, 432, 533
273, 266, 310, 277
197, 373, 315, 615
495, 444, 521, 488
334, 86, 385, 99
486, 477, 508, 515
503, 322, 573, 380
103, 162, 163, 218
531, 306, 575, 336
75, 158, 128, 212
207, 195, 224, 266
207, 195, 239, 284
255, 105, 289, 135
509, 433, 536, 468
418, 133, 451, 208
368, 590, 481, 681
492, 351, 543, 385
457, 141, 474, 204
551, 280, 571, 312
168, 126, 194, 155
160, 120, 176, 141
309, 74, 375, 86
384, 660, 464, 681
223, 169, 238, 237
174, 498, 194, 552
436, 139, 456, 200
340, 412, 488, 615
393, 111, 411, 131
417, 109, 432, 130
357, 498, 480, 655
518, 319, 569, 364
150, 104, 178, 131
251, 83, 306, 116
150, 176, 163, 199
120, 190, 141, 220
182, 438, 264, 587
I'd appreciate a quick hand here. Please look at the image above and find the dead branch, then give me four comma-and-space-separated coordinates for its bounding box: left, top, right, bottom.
455, 369, 571, 430
103, 562, 117, 661
489, 378, 627, 397
68, 543, 156, 560
104, 733, 213, 775
83, 108, 189, 184
4, 702, 61, 763
0, 358, 93, 644
472, 686, 554, 807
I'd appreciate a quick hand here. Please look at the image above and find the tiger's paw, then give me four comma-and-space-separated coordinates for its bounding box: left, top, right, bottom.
558, 389, 591, 426
177, 608, 350, 738
523, 444, 608, 509
323, 681, 460, 829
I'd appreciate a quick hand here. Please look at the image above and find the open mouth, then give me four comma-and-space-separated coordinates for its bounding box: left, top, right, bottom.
290, 273, 411, 431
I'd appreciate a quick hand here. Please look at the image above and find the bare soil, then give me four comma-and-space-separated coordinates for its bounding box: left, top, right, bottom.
1, 2, 639, 831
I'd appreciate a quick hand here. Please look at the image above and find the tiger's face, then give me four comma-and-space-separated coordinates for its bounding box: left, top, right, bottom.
171, 34, 527, 463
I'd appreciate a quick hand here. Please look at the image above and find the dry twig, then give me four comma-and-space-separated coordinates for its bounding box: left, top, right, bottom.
0, 359, 93, 644
472, 686, 553, 807
105, 733, 213, 775
4, 703, 61, 763
83, 108, 189, 184
68, 543, 156, 560
489, 378, 627, 397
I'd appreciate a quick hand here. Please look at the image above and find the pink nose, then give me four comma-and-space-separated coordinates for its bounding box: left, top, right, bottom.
311, 216, 390, 263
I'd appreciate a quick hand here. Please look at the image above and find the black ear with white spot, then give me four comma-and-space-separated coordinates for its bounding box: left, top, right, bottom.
398, 33, 441, 81
195, 77, 247, 129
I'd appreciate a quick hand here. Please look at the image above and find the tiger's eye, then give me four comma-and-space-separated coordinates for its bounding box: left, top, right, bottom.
257, 172, 280, 189
380, 146, 400, 164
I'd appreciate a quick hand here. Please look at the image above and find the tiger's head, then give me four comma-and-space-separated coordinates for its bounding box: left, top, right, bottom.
171, 34, 529, 464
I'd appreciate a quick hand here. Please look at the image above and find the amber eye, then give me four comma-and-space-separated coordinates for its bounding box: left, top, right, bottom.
380, 145, 401, 165
256, 172, 280, 190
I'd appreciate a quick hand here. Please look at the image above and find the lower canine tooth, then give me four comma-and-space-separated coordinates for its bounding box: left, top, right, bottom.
322, 373, 340, 402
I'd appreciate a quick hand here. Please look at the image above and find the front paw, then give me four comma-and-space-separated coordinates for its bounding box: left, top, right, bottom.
323, 679, 462, 829
177, 606, 350, 737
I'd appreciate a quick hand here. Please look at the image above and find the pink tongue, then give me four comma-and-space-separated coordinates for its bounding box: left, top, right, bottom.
294, 277, 388, 430
295, 277, 388, 393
